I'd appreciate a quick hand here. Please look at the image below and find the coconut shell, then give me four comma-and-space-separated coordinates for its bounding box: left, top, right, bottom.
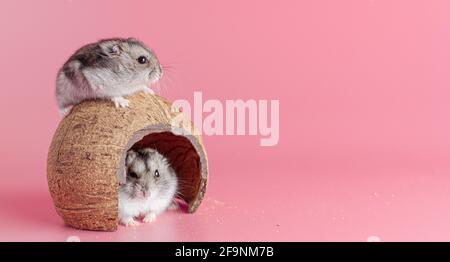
47, 93, 208, 231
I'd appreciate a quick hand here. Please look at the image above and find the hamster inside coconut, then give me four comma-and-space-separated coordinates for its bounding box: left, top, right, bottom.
119, 148, 178, 226
56, 38, 163, 117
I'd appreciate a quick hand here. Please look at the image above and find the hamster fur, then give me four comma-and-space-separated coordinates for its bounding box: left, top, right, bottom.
119, 148, 178, 226
56, 38, 163, 116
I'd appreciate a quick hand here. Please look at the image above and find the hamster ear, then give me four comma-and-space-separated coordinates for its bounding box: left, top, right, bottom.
108, 44, 122, 56
139, 148, 156, 157
100, 41, 123, 57
127, 37, 139, 43
126, 150, 137, 166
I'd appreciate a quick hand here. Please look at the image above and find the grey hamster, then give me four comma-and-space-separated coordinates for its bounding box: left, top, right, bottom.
56, 38, 163, 116
119, 148, 178, 226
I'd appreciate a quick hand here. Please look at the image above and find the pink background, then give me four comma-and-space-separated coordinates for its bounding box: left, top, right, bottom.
1, 0, 450, 241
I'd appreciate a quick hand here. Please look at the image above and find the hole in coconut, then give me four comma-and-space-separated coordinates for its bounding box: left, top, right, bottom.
116, 126, 204, 217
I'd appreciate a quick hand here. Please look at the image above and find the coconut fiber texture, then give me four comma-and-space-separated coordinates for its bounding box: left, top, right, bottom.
47, 92, 208, 231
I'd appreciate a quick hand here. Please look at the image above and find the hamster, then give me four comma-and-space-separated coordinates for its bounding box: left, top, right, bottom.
119, 148, 178, 226
56, 38, 163, 116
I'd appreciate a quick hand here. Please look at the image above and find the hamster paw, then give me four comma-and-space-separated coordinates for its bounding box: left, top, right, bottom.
59, 106, 73, 118
111, 97, 130, 108
143, 213, 157, 223
120, 217, 139, 227
168, 202, 179, 211
143, 88, 155, 94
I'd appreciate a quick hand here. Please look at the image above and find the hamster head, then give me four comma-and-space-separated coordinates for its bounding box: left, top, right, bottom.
123, 148, 177, 199
97, 38, 163, 85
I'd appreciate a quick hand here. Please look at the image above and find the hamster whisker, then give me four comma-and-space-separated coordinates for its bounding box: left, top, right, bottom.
156, 82, 169, 97
176, 183, 197, 191
157, 77, 174, 97
150, 82, 162, 94
175, 191, 188, 198
162, 65, 176, 70
175, 181, 196, 189
162, 73, 174, 86
161, 60, 181, 66
162, 68, 175, 74
176, 180, 196, 187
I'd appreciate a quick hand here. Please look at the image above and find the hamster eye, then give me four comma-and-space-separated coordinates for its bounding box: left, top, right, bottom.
129, 171, 138, 178
154, 170, 160, 178
137, 56, 147, 64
